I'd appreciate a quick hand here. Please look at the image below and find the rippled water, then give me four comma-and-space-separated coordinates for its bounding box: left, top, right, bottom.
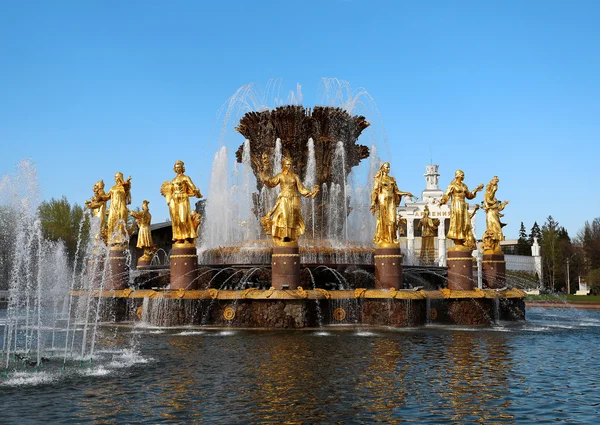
1, 307, 599, 424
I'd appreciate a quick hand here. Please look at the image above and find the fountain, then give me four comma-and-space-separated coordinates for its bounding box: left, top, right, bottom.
1, 83, 525, 335
65, 95, 524, 328
0, 161, 146, 378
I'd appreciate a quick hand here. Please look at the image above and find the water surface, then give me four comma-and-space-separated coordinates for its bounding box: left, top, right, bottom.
1, 307, 599, 424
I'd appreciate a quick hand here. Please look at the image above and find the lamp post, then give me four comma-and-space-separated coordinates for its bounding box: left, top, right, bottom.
566, 253, 576, 295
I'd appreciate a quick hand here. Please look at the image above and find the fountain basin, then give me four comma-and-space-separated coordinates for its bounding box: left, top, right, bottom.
71, 288, 526, 328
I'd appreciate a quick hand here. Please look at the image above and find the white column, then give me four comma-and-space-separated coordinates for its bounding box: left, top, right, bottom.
438, 219, 446, 267
532, 237, 543, 287
406, 217, 415, 266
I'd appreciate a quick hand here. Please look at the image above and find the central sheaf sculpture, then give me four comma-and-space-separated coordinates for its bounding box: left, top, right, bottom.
370, 162, 413, 289
161, 160, 203, 290
259, 154, 319, 289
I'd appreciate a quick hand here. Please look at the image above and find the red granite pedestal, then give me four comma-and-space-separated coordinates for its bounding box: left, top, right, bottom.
170, 243, 199, 290
447, 249, 474, 290
374, 247, 403, 289
483, 253, 506, 289
106, 247, 129, 290
271, 245, 300, 290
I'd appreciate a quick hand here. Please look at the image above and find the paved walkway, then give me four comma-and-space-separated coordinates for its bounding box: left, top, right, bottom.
526, 301, 600, 310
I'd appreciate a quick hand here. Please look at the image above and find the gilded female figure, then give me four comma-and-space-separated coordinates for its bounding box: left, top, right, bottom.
84, 180, 108, 242
161, 160, 202, 244
370, 162, 413, 247
438, 170, 483, 250
260, 155, 319, 245
130, 200, 154, 259
95, 172, 131, 245
481, 176, 509, 253
417, 205, 439, 263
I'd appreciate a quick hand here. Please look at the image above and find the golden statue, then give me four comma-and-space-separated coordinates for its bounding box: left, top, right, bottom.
438, 170, 483, 251
130, 200, 155, 261
417, 205, 439, 264
370, 162, 413, 248
259, 154, 319, 246
84, 180, 108, 243
161, 160, 202, 244
465, 204, 480, 251
94, 172, 132, 246
481, 176, 509, 254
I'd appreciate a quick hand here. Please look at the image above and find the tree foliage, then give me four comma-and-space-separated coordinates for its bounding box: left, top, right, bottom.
539, 216, 582, 292
529, 221, 542, 246
586, 268, 600, 296
517, 222, 531, 256
37, 196, 89, 262
579, 218, 600, 271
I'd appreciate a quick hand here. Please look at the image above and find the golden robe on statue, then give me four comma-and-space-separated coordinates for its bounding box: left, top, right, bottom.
439, 170, 483, 250
161, 160, 202, 243
101, 172, 131, 245
261, 156, 318, 245
370, 162, 412, 247
131, 202, 153, 249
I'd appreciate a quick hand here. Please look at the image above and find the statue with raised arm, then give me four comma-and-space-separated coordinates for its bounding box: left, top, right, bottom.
161, 160, 202, 244
95, 172, 132, 246
130, 200, 155, 261
438, 169, 483, 251
417, 205, 440, 264
259, 154, 319, 246
370, 162, 413, 247
84, 180, 109, 243
481, 176, 509, 254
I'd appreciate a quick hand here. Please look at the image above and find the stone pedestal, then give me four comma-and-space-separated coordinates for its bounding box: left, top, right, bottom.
483, 253, 506, 289
271, 246, 300, 290
107, 247, 129, 290
170, 243, 199, 290
447, 249, 473, 290
374, 247, 403, 289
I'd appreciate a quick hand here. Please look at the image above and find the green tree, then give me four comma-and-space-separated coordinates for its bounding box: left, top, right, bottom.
586, 268, 600, 295
529, 221, 542, 246
579, 218, 600, 271
540, 216, 560, 290
38, 196, 89, 262
539, 216, 579, 292
517, 222, 531, 256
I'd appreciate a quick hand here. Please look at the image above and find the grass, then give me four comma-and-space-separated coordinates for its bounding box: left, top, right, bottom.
525, 294, 600, 303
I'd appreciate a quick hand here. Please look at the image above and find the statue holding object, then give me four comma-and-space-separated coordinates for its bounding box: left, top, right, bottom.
84, 179, 109, 244
370, 162, 413, 248
438, 169, 483, 251
130, 200, 156, 263
481, 176, 509, 254
161, 160, 202, 245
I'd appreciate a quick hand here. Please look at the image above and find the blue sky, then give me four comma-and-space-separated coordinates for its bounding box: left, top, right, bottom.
1, 0, 599, 239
